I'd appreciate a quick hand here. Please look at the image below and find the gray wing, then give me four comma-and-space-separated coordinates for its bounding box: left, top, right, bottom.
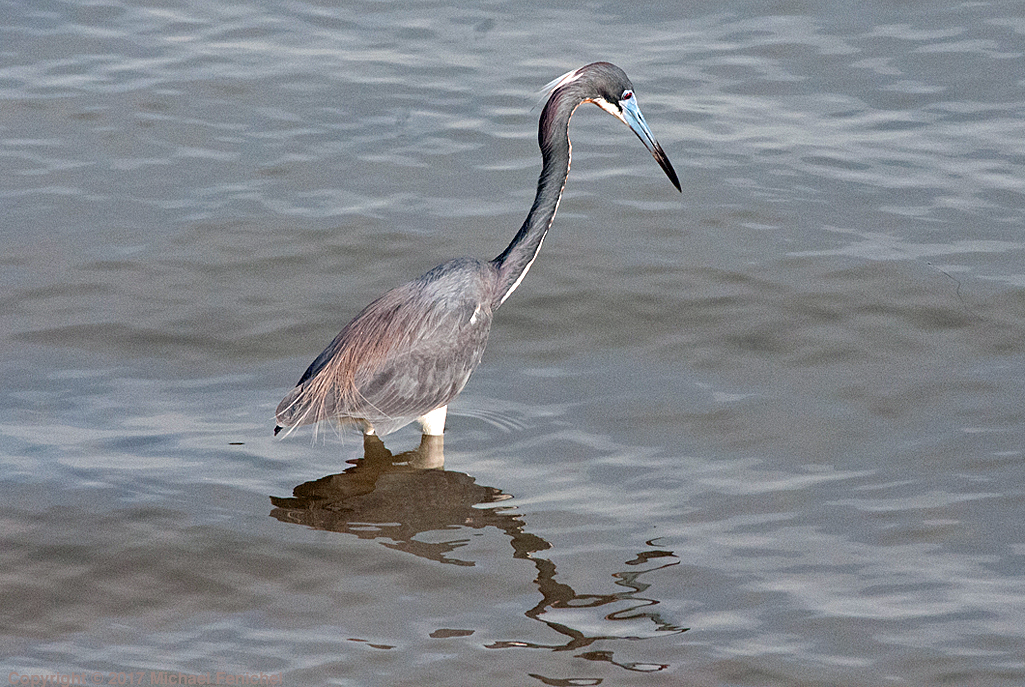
353, 278, 493, 433
277, 258, 496, 435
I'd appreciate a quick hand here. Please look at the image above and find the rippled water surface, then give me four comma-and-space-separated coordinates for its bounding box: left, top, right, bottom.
3, 1, 1025, 685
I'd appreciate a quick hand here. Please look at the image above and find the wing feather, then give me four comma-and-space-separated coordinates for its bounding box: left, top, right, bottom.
276, 258, 496, 435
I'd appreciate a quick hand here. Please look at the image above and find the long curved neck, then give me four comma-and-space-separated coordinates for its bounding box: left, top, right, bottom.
490, 87, 581, 309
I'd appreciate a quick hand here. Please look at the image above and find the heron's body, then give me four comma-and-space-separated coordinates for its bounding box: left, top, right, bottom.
276, 257, 496, 436
275, 62, 680, 438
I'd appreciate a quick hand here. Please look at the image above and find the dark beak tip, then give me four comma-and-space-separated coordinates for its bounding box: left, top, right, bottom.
668, 170, 682, 192
649, 141, 681, 193
658, 156, 682, 192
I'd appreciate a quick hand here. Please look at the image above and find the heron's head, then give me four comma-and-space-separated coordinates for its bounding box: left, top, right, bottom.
545, 62, 681, 192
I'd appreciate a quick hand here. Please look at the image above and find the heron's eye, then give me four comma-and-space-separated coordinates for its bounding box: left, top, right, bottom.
622, 90, 634, 101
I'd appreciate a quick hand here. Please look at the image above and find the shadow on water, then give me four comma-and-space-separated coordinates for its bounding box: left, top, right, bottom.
270, 435, 687, 671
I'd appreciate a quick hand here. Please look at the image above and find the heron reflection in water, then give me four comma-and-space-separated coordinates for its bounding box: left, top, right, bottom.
270, 436, 686, 660
274, 62, 680, 440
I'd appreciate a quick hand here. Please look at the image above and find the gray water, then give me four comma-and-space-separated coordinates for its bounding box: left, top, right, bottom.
3, 1, 1025, 685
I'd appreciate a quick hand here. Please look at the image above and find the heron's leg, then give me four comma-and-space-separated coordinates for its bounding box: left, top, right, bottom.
417, 406, 447, 436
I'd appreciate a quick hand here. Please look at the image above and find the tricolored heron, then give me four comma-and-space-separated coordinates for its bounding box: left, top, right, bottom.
275, 62, 680, 439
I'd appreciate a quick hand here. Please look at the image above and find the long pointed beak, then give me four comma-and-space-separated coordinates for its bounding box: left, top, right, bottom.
619, 97, 682, 192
